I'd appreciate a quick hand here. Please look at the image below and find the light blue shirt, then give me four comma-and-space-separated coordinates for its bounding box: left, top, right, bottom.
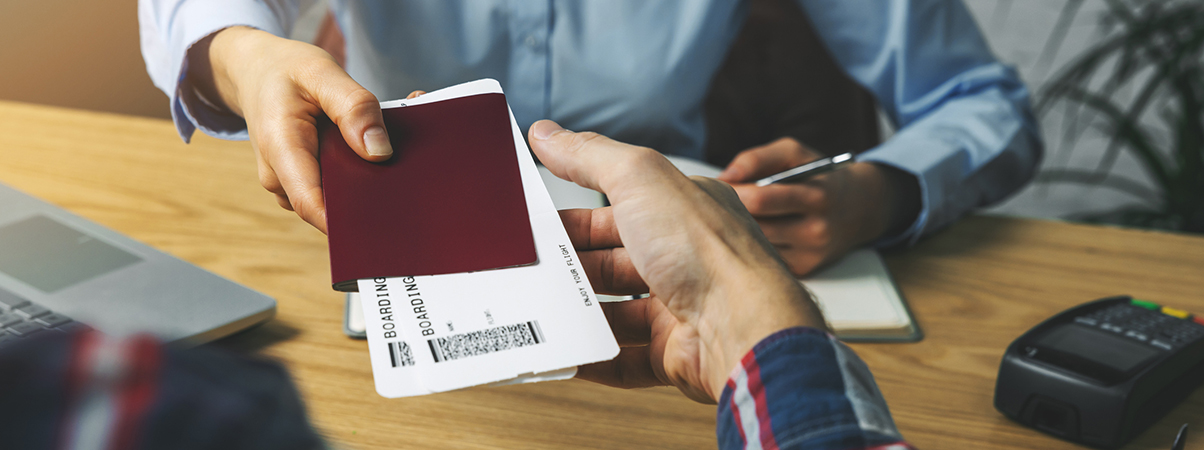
139, 0, 1042, 245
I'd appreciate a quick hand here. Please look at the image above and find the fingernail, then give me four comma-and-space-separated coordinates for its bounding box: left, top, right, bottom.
363, 126, 392, 157
532, 120, 565, 140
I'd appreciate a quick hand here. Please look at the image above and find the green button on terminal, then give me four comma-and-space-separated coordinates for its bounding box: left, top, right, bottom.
1130, 299, 1160, 310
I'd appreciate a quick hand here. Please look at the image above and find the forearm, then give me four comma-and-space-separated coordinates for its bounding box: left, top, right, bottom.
137, 0, 296, 141
859, 86, 1042, 245
716, 328, 912, 450
699, 262, 825, 399
795, 0, 1043, 245
668, 184, 830, 398
195, 26, 279, 118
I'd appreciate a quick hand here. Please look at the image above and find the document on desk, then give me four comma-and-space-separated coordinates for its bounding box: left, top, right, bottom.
801, 249, 920, 341
540, 155, 921, 342
328, 80, 619, 397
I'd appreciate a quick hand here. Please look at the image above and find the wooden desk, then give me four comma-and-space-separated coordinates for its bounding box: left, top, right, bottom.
0, 101, 1200, 450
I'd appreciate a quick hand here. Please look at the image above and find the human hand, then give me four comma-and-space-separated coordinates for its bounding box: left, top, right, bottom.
529, 121, 826, 403
717, 137, 917, 276
191, 27, 425, 233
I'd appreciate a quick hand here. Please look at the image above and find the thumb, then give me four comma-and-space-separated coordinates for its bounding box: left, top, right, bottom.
305, 66, 392, 161
528, 120, 681, 203
718, 138, 815, 182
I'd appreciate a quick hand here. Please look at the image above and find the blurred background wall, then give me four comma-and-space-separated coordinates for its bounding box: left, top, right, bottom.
0, 0, 170, 119
965, 0, 1167, 224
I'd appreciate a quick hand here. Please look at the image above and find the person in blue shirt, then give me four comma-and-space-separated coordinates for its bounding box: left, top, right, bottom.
139, 0, 1042, 277
0, 120, 912, 450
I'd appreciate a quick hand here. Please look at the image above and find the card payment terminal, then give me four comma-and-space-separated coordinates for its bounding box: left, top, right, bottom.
995, 295, 1204, 449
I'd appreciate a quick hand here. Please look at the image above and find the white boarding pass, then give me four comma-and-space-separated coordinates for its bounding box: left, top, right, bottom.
356, 79, 619, 397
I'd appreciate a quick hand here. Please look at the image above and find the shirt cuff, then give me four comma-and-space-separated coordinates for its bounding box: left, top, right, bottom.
855, 63, 1038, 247
166, 0, 287, 142
716, 327, 909, 450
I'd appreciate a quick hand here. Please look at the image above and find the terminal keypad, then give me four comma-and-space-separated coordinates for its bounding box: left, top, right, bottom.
1074, 301, 1204, 351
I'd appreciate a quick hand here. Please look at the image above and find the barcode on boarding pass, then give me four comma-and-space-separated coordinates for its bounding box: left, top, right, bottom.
428, 320, 545, 363
387, 341, 415, 368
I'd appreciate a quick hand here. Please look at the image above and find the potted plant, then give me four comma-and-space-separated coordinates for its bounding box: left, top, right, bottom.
1035, 0, 1203, 233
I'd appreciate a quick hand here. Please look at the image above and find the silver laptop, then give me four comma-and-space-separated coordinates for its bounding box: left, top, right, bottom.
0, 182, 275, 346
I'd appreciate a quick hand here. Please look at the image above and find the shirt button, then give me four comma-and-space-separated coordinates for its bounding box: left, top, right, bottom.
524, 35, 539, 48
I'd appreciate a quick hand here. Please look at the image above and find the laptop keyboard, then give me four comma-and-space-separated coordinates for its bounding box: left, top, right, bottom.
0, 286, 86, 345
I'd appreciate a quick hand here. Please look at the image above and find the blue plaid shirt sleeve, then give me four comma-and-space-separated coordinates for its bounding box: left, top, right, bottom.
717, 327, 916, 450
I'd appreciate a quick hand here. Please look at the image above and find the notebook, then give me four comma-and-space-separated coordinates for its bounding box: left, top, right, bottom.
796, 248, 920, 341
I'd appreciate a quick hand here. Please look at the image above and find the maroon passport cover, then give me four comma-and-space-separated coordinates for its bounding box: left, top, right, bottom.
319, 93, 536, 292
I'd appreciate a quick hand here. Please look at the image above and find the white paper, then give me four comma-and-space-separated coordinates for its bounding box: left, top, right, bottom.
800, 249, 909, 330
358, 80, 617, 397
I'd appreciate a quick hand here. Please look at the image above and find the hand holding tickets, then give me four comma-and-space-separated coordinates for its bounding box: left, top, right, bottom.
199, 26, 394, 233
333, 80, 619, 396
329, 80, 825, 401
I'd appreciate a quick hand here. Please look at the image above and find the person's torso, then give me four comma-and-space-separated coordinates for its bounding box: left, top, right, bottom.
331, 0, 747, 158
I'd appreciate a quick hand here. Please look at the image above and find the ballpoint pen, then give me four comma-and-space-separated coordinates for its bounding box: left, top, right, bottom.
754, 152, 855, 187
1172, 423, 1188, 450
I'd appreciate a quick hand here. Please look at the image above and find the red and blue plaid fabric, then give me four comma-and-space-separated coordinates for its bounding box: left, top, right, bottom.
718, 327, 916, 450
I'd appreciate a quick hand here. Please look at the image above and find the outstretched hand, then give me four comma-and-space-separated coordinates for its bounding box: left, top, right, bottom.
529, 121, 825, 403
192, 27, 426, 233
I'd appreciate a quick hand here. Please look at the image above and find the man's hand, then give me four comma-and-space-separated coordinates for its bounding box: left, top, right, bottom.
529, 121, 826, 403
717, 137, 918, 276
191, 27, 426, 233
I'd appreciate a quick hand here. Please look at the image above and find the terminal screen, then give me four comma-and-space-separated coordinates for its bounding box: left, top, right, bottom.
1038, 325, 1158, 373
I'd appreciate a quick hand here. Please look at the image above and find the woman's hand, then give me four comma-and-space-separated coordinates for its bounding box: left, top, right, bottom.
191, 27, 410, 233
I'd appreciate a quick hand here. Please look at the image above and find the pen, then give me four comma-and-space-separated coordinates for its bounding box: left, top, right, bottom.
754, 152, 855, 187
1171, 423, 1188, 450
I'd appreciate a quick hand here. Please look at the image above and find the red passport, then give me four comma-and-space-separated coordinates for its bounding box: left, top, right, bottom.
319, 93, 536, 292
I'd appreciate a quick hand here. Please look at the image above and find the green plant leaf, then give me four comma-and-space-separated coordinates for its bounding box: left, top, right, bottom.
1034, 0, 1085, 80
1059, 86, 1171, 187
1035, 0, 1204, 234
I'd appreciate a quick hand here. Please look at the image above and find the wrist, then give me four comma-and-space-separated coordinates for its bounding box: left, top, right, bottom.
204, 26, 270, 117
846, 162, 894, 245
846, 162, 921, 244
700, 264, 825, 399
872, 163, 921, 238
